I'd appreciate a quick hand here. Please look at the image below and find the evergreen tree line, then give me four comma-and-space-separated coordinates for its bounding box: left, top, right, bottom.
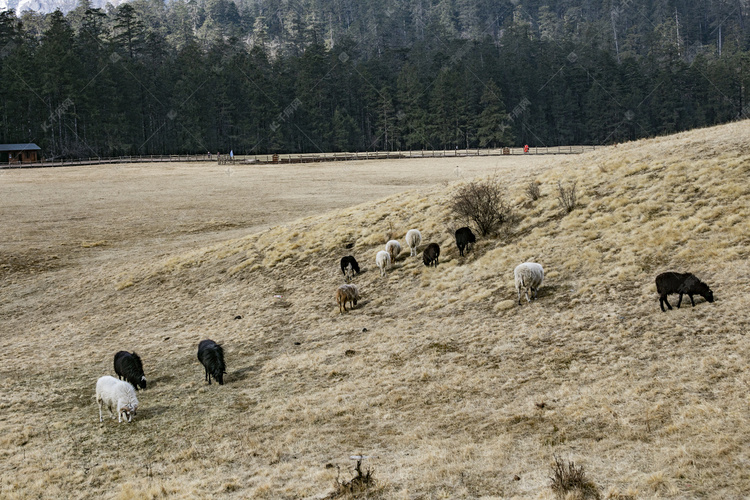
0, 1, 748, 158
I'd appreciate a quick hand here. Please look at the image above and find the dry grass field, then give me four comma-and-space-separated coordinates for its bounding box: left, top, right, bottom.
1, 122, 750, 499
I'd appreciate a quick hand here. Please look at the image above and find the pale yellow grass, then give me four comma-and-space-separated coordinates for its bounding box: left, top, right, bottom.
2, 123, 750, 498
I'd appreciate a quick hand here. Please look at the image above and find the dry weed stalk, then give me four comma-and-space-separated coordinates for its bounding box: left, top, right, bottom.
549, 455, 600, 499
329, 460, 376, 499
526, 180, 541, 201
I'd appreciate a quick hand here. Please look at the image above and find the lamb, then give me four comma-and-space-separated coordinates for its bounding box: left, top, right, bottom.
340, 255, 360, 282
454, 227, 476, 257
376, 250, 392, 277
96, 375, 139, 423
405, 229, 422, 257
423, 243, 440, 267
655, 271, 714, 312
114, 351, 147, 390
335, 284, 360, 313
385, 240, 402, 261
514, 262, 544, 305
198, 339, 226, 385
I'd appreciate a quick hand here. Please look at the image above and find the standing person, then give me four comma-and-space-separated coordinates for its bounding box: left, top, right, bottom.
524, 144, 529, 153
230, 150, 234, 160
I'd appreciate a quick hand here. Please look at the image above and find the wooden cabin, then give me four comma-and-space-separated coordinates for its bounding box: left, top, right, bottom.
1, 143, 41, 164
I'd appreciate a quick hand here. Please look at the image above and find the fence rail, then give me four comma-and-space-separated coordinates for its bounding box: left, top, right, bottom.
1, 146, 597, 169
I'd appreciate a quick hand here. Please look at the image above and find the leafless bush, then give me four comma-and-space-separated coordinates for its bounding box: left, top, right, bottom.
449, 176, 512, 237
328, 460, 377, 499
526, 181, 541, 201
549, 455, 600, 499
557, 180, 578, 213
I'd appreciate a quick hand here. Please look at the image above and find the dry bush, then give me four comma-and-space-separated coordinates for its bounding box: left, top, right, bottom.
526, 180, 541, 201
557, 180, 578, 213
549, 455, 600, 500
328, 460, 377, 499
449, 176, 512, 236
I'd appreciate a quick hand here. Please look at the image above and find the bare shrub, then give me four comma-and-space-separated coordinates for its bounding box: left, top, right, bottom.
526, 181, 541, 201
549, 455, 600, 500
328, 460, 377, 499
557, 180, 578, 213
449, 176, 512, 237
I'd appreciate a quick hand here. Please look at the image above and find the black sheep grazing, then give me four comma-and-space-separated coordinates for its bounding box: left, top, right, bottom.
655, 272, 714, 312
454, 227, 476, 257
197, 339, 226, 385
113, 351, 147, 390
423, 243, 440, 267
340, 255, 361, 281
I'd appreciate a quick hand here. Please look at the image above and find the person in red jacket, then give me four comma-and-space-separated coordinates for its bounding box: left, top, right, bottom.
524, 144, 529, 153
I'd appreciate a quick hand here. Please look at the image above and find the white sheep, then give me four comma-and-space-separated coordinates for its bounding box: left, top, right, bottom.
96, 375, 139, 423
405, 229, 422, 257
514, 262, 544, 305
376, 250, 392, 277
385, 240, 402, 261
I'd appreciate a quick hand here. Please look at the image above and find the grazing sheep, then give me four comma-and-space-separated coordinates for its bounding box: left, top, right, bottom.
340, 255, 361, 282
96, 375, 139, 423
514, 262, 544, 305
655, 272, 714, 312
114, 351, 146, 390
385, 240, 402, 261
454, 227, 476, 257
423, 243, 440, 267
376, 250, 392, 277
405, 229, 422, 257
198, 339, 226, 385
335, 284, 360, 313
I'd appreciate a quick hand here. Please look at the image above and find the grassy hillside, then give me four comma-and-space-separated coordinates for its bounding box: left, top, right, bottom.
2, 121, 750, 499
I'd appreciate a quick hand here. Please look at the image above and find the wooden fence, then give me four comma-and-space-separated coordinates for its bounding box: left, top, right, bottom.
1, 145, 597, 169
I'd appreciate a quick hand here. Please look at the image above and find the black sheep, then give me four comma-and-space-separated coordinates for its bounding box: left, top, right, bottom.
423, 243, 440, 267
113, 351, 147, 390
655, 272, 714, 312
454, 227, 476, 257
340, 255, 361, 281
197, 339, 226, 385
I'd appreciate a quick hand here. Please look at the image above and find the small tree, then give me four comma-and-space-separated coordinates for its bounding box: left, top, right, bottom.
449, 176, 512, 236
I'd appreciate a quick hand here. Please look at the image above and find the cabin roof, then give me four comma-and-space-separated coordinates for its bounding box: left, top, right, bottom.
0, 143, 41, 152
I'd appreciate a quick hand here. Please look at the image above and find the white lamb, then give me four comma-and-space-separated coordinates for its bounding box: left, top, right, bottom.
385, 240, 402, 261
376, 250, 392, 277
96, 375, 139, 423
405, 229, 422, 257
514, 262, 544, 305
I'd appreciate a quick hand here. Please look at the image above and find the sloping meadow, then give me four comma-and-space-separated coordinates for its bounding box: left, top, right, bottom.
2, 121, 750, 499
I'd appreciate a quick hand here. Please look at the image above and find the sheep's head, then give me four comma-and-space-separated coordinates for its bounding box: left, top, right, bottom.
139, 376, 147, 390
120, 403, 137, 422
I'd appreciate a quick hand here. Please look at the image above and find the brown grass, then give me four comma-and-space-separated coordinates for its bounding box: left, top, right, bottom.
2, 121, 750, 498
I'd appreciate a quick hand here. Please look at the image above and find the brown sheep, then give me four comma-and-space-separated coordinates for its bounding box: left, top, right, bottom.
335, 284, 360, 313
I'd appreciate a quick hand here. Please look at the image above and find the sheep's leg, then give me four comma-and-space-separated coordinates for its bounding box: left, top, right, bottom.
98, 399, 103, 422
676, 293, 683, 308
662, 295, 673, 310
659, 297, 666, 312
517, 288, 522, 306
525, 288, 532, 303
689, 294, 696, 306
